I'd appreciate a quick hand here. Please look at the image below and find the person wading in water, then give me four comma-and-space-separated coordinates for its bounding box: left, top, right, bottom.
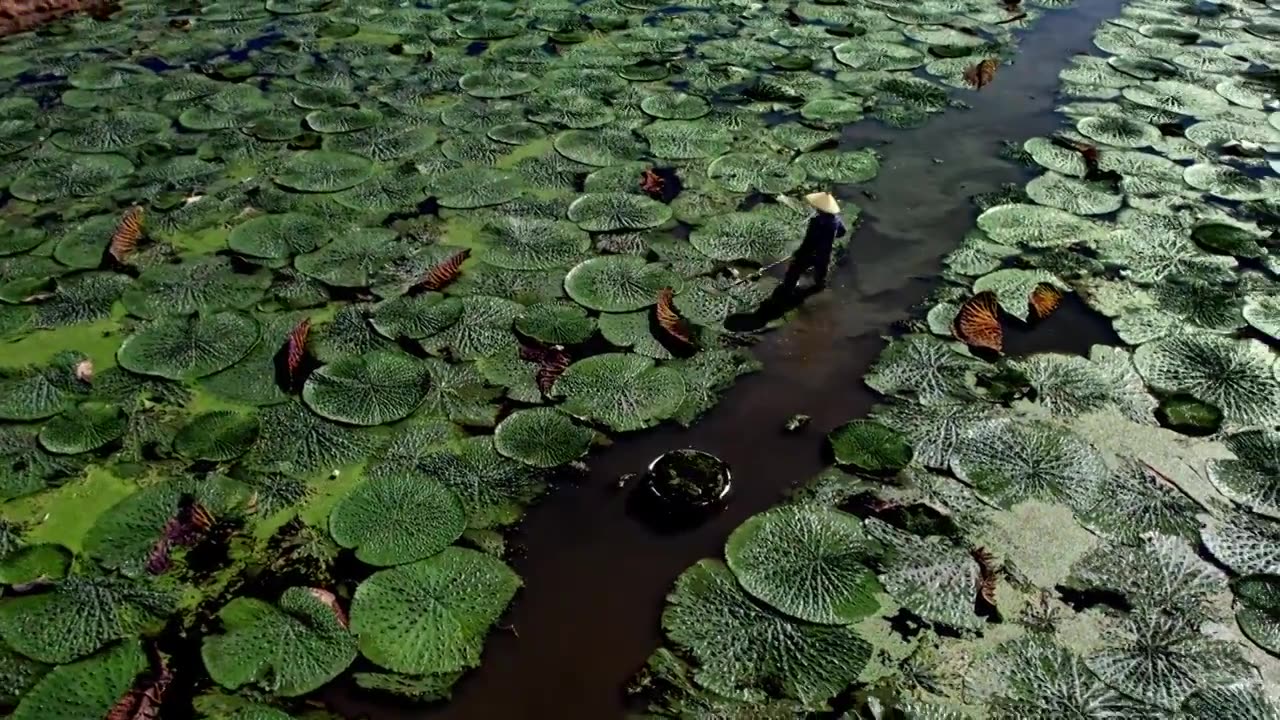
781, 191, 846, 294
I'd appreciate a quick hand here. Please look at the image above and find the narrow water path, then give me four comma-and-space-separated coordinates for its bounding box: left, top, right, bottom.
372, 3, 1130, 718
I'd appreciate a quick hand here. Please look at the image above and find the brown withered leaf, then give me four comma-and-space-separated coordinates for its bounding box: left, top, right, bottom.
953, 291, 1003, 352
963, 58, 1000, 89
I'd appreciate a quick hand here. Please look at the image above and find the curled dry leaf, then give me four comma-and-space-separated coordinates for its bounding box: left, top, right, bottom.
520, 342, 571, 396
109, 205, 144, 264
964, 59, 1000, 89
106, 648, 172, 720
284, 317, 311, 387
1028, 283, 1064, 320
413, 249, 470, 292
640, 168, 664, 197
970, 547, 998, 607
145, 538, 171, 576
655, 287, 694, 347
953, 291, 1003, 352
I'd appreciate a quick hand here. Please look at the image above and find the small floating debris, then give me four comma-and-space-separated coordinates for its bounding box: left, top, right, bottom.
783, 414, 811, 433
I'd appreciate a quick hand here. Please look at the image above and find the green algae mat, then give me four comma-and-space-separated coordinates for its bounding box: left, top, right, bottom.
0, 0, 1069, 716
633, 0, 1280, 716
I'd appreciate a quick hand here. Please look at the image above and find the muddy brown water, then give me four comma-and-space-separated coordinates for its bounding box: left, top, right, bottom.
333, 3, 1128, 718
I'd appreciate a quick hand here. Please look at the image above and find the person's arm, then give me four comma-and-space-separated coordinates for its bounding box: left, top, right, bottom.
835, 215, 847, 238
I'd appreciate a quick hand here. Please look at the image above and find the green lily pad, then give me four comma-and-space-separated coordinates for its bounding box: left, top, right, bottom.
553, 353, 685, 432
1134, 334, 1280, 428
513, 301, 595, 345
117, 312, 261, 381
10, 153, 134, 202
567, 193, 672, 232
827, 419, 914, 473
38, 402, 125, 455
174, 411, 260, 462
51, 111, 169, 153
564, 255, 679, 312
123, 257, 271, 319
0, 577, 169, 663
303, 351, 430, 426
493, 407, 593, 468
228, 213, 335, 260
202, 587, 356, 697
329, 474, 465, 566
350, 548, 520, 674
427, 167, 521, 208
10, 640, 147, 720
661, 559, 871, 706
274, 151, 376, 192
690, 211, 799, 264
725, 505, 880, 625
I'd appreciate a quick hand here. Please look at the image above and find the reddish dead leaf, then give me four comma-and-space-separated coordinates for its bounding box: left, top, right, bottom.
953, 291, 1003, 352
521, 343, 571, 396
162, 494, 215, 547
1050, 135, 1100, 175
144, 538, 171, 576
284, 318, 311, 386
655, 287, 695, 347
414, 249, 470, 292
963, 58, 999, 89
640, 168, 664, 197
1028, 283, 1064, 321
109, 205, 144, 264
971, 547, 998, 607
107, 650, 171, 720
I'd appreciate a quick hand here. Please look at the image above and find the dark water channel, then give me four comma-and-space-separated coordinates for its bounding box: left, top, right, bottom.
337, 3, 1127, 718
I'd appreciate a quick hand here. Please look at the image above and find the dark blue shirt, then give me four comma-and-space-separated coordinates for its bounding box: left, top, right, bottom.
800, 212, 847, 256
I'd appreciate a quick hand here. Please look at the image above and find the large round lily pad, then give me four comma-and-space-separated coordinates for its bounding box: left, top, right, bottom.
174, 411, 260, 462
567, 193, 672, 232
493, 407, 593, 468
0, 576, 169, 663
123, 257, 271, 319
202, 587, 356, 697
564, 255, 679, 312
1134, 334, 1280, 428
552, 353, 685, 432
274, 151, 376, 192
483, 217, 590, 271
303, 351, 431, 426
725, 505, 879, 625
52, 111, 169, 153
951, 417, 1109, 511
10, 153, 134, 202
117, 312, 261, 381
349, 548, 521, 675
329, 474, 466, 566
690, 211, 798, 263
662, 559, 871, 706
427, 167, 521, 208
228, 213, 335, 259
38, 402, 125, 455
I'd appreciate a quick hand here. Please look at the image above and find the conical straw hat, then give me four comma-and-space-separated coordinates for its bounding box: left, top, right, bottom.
804, 191, 840, 214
